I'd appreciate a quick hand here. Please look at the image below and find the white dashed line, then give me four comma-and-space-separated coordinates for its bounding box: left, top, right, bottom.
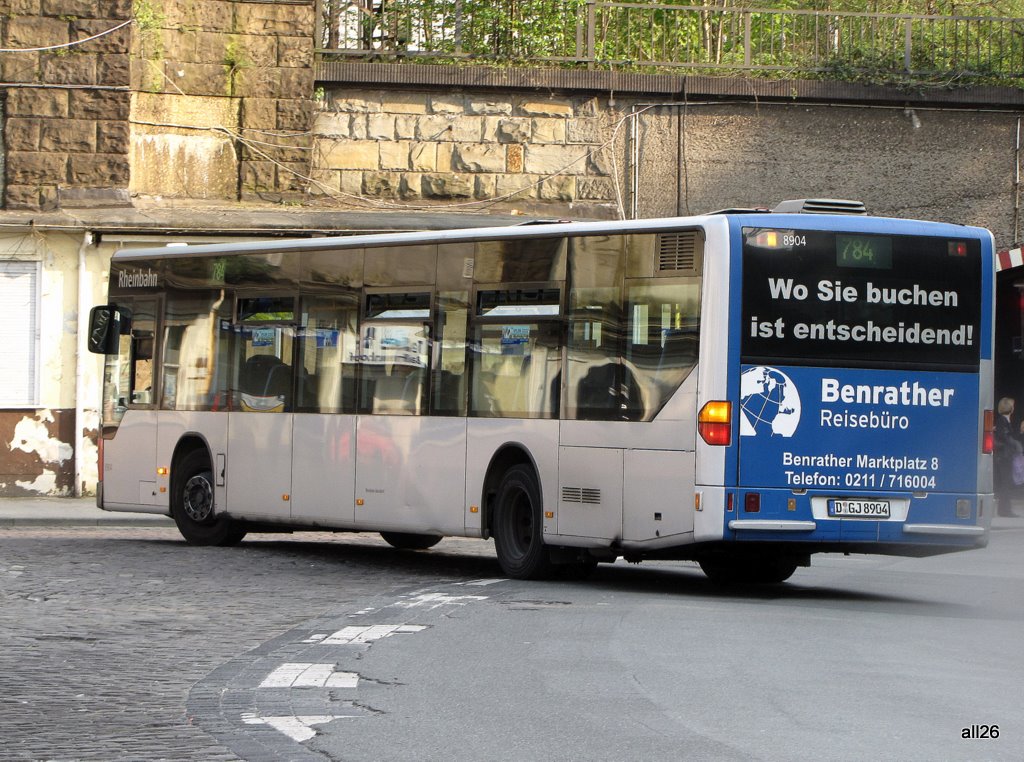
457, 578, 507, 586
394, 592, 488, 609
242, 713, 348, 742
260, 663, 359, 689
308, 624, 428, 645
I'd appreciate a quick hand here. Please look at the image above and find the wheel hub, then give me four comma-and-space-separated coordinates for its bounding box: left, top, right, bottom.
183, 475, 213, 522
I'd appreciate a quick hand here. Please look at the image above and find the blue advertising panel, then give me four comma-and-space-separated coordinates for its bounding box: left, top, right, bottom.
734, 222, 986, 498
738, 364, 979, 494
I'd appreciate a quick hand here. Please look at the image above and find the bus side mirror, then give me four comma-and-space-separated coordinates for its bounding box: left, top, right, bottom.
88, 305, 123, 355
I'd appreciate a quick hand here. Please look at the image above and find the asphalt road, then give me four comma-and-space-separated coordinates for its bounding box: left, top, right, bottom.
1, 522, 1021, 761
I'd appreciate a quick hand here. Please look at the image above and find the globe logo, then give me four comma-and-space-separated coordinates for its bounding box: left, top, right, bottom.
739, 366, 801, 437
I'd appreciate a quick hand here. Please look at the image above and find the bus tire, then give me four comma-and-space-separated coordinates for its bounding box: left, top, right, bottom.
380, 532, 442, 550
493, 464, 554, 580
698, 555, 798, 585
171, 449, 246, 547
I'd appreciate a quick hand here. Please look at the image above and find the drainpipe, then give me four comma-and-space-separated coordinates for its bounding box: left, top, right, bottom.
75, 231, 94, 497
1015, 117, 1021, 244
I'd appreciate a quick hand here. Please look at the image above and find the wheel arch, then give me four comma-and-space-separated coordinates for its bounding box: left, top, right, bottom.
481, 442, 540, 540
170, 434, 214, 497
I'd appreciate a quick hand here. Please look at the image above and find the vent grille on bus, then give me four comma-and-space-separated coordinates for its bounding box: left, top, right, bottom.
656, 233, 699, 273
771, 198, 867, 215
561, 487, 602, 505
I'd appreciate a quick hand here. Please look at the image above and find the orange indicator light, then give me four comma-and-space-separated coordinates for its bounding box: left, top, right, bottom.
698, 401, 732, 446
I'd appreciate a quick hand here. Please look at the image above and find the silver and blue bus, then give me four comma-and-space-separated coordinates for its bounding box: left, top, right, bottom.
88, 199, 995, 583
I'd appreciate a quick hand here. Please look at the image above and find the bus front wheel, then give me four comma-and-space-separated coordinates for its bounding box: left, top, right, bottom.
171, 449, 246, 547
493, 465, 554, 580
698, 554, 798, 585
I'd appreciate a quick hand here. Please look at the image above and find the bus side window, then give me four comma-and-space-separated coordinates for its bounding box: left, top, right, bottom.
296, 295, 358, 413
470, 321, 560, 418
566, 235, 636, 421
432, 293, 469, 416
128, 300, 156, 407
234, 327, 294, 413
626, 282, 701, 420
358, 291, 431, 416
163, 293, 231, 412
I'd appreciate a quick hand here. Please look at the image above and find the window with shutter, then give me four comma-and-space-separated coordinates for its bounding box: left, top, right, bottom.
0, 261, 40, 406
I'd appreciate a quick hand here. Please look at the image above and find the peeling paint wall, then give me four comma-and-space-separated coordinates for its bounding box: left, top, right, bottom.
0, 409, 75, 496
0, 231, 110, 496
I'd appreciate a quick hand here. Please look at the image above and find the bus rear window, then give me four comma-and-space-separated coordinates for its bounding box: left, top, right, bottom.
741, 228, 981, 371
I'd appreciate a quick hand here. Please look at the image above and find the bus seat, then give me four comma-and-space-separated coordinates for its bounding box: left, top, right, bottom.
241, 354, 284, 395
265, 363, 291, 398
372, 367, 422, 414
434, 369, 465, 414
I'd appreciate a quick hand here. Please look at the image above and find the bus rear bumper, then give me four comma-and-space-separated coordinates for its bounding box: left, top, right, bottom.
728, 519, 987, 537
901, 523, 987, 537
729, 520, 817, 531
721, 488, 991, 553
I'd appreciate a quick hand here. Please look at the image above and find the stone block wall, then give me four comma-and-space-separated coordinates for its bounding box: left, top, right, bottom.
131, 0, 316, 201
312, 88, 620, 218
1, 1, 316, 209
1, 0, 132, 210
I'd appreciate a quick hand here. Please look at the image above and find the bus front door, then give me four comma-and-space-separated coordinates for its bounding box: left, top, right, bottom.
224, 326, 295, 520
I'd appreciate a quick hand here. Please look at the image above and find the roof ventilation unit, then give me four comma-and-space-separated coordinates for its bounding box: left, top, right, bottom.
772, 199, 867, 215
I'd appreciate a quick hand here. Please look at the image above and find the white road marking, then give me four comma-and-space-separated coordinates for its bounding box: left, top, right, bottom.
314, 624, 427, 645
457, 578, 507, 586
394, 592, 488, 609
260, 663, 359, 689
242, 713, 346, 742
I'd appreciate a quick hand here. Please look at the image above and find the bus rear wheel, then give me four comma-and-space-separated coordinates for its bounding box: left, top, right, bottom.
493, 464, 554, 580
698, 554, 798, 585
380, 532, 442, 550
171, 449, 246, 547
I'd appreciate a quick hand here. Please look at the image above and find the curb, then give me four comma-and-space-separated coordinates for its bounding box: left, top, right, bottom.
0, 514, 175, 528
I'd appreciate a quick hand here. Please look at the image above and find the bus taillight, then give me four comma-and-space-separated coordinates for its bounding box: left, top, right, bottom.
983, 409, 995, 454
698, 401, 732, 446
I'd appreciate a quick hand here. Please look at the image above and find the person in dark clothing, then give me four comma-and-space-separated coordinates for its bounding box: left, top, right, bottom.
994, 397, 1022, 518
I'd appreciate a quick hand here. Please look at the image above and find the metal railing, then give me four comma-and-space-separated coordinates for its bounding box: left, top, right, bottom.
316, 1, 1024, 80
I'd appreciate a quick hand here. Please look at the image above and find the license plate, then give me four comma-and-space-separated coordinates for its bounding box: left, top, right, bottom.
828, 499, 890, 518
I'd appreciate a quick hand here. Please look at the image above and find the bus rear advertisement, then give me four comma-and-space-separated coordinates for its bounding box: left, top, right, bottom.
88, 200, 995, 584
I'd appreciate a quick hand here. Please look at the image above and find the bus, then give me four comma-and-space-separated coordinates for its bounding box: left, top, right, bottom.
87, 199, 995, 584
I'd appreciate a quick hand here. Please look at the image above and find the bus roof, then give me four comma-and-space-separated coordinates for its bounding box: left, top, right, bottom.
111, 212, 990, 262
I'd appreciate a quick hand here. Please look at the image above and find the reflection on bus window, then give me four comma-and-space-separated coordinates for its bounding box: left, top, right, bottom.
471, 322, 560, 418
355, 321, 429, 415
433, 293, 469, 416
162, 292, 228, 411
566, 287, 644, 421
128, 300, 156, 406
626, 282, 701, 420
296, 296, 358, 413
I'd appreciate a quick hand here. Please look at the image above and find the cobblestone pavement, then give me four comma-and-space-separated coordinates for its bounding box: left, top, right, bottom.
0, 527, 500, 761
